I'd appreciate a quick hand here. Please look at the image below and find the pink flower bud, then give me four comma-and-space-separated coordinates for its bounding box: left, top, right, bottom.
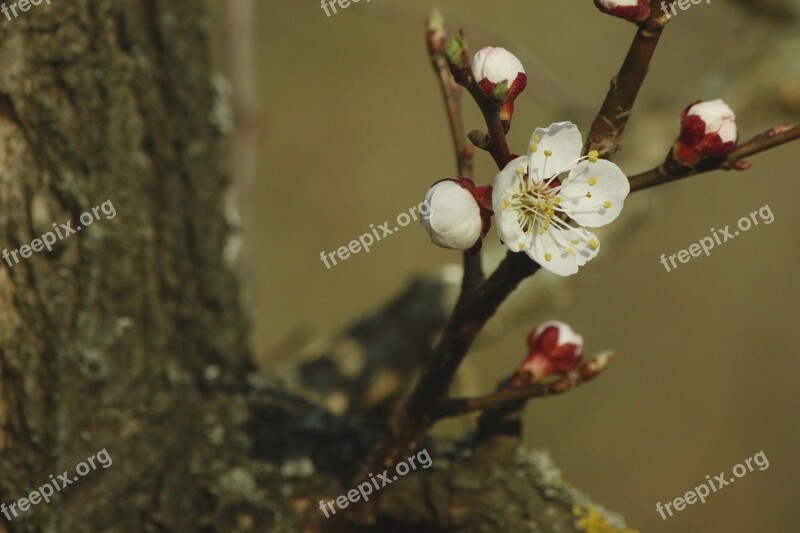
470, 47, 527, 102
421, 178, 492, 252
593, 0, 651, 23
681, 99, 737, 154
670, 99, 738, 167
512, 321, 584, 386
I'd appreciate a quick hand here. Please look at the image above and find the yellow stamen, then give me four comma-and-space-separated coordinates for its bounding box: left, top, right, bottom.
589, 239, 600, 249
565, 247, 575, 255
572, 239, 579, 245
530, 144, 538, 153
586, 191, 592, 198
555, 196, 561, 203
588, 150, 599, 163
544, 150, 552, 157
603, 201, 613, 209
544, 253, 552, 262
538, 227, 545, 235
588, 177, 597, 186
534, 134, 540, 142
502, 199, 510, 210
518, 242, 526, 250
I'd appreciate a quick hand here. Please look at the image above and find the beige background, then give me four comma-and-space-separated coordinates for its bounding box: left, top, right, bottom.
249, 1, 800, 531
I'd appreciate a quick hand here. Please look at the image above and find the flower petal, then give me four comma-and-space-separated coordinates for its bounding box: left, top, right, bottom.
527, 122, 583, 184
526, 226, 600, 276
559, 160, 630, 227
492, 156, 529, 250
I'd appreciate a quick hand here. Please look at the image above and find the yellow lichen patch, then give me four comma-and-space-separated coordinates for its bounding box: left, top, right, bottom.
573, 505, 639, 533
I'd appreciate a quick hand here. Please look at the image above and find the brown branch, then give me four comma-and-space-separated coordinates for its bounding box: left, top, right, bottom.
430, 51, 474, 179
434, 352, 613, 420
426, 15, 483, 292
466, 83, 512, 168
629, 124, 800, 192
346, 252, 540, 524
584, 0, 672, 159
347, 18, 535, 525
445, 52, 512, 168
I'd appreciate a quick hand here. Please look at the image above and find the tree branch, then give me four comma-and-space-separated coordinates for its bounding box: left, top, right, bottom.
434, 352, 613, 420
466, 84, 512, 168
446, 53, 512, 169
426, 14, 484, 292
347, 252, 540, 524
629, 123, 800, 192
585, 1, 672, 158
430, 51, 474, 179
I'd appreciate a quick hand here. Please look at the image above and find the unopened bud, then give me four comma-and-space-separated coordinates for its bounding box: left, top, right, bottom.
420, 178, 492, 252
512, 321, 584, 386
593, 0, 651, 23
671, 99, 738, 167
470, 47, 527, 102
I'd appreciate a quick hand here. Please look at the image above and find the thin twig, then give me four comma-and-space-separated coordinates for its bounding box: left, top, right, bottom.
464, 82, 512, 168
447, 57, 512, 168
434, 353, 613, 420
426, 20, 483, 291
629, 124, 800, 192
584, 0, 672, 159
430, 53, 474, 178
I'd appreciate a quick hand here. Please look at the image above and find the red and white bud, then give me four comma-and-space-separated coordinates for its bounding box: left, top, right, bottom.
421, 178, 492, 252
470, 47, 527, 102
671, 99, 738, 167
511, 321, 584, 386
593, 0, 650, 23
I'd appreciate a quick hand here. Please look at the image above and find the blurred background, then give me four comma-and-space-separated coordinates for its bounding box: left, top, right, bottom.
227, 1, 800, 531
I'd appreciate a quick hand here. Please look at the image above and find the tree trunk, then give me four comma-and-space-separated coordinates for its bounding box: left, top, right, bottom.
0, 1, 253, 530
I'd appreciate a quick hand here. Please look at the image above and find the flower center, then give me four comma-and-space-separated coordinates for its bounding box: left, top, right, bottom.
505, 171, 562, 235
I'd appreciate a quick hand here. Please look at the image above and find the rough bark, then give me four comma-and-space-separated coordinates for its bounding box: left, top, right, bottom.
0, 2, 632, 532
0, 1, 252, 530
